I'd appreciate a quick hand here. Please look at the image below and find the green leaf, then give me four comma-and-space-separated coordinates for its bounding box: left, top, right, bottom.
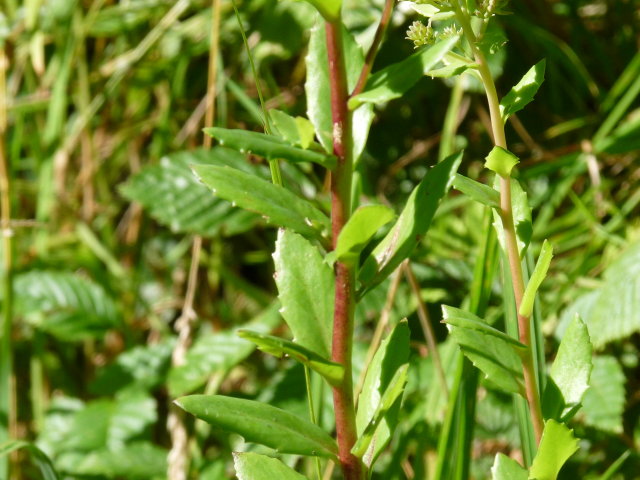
175, 395, 338, 458
348, 36, 460, 109
273, 230, 334, 358
352, 364, 408, 462
237, 330, 344, 387
490, 453, 527, 480
549, 315, 592, 417
452, 173, 500, 208
296, 0, 341, 21
529, 420, 579, 480
560, 242, 640, 348
270, 109, 316, 150
120, 148, 259, 237
192, 164, 330, 241
581, 356, 625, 433
442, 306, 527, 350
442, 306, 525, 395
203, 127, 336, 169
356, 321, 410, 468
485, 146, 520, 178
359, 152, 462, 293
305, 21, 374, 162
499, 59, 546, 123
168, 303, 280, 397
0, 440, 59, 480
60, 442, 167, 479
91, 339, 174, 395
233, 452, 308, 480
329, 205, 395, 266
519, 240, 554, 317
14, 271, 120, 341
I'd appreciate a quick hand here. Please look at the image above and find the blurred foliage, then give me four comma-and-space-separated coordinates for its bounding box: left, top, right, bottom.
1, 0, 639, 478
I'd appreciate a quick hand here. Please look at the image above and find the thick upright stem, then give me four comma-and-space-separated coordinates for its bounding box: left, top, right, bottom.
325, 20, 362, 480
453, 3, 544, 443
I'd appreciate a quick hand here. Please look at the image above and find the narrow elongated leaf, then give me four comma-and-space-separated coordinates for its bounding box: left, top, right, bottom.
238, 330, 344, 387
442, 306, 527, 349
499, 60, 546, 122
329, 204, 395, 265
490, 453, 527, 480
356, 321, 410, 468
233, 452, 308, 480
0, 441, 59, 480
352, 364, 408, 461
193, 165, 330, 240
13, 271, 119, 341
519, 240, 554, 317
581, 356, 625, 433
442, 306, 525, 395
359, 152, 462, 293
273, 230, 334, 358
529, 420, 579, 480
176, 395, 338, 458
305, 22, 374, 162
452, 173, 500, 208
204, 128, 336, 169
120, 148, 259, 236
348, 36, 460, 109
168, 303, 280, 397
549, 315, 592, 416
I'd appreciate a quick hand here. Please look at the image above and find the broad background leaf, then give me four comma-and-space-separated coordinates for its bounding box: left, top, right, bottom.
581, 355, 625, 433
14, 271, 120, 341
168, 303, 280, 396
120, 148, 259, 237
233, 452, 308, 480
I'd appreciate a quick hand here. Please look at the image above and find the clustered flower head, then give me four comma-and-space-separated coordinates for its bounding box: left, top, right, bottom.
405, 20, 462, 49
405, 21, 436, 48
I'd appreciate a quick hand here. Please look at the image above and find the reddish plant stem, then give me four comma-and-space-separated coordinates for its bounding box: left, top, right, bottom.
325, 20, 362, 480
452, 1, 544, 444
351, 0, 395, 98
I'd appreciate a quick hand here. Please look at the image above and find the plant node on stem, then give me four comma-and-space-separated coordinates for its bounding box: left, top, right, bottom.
325, 18, 363, 480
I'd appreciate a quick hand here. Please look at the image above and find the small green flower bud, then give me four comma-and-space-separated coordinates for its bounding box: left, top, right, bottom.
406, 21, 435, 49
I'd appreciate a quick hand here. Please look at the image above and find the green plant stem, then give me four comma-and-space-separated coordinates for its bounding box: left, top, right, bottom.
231, 0, 283, 187
325, 18, 362, 480
453, 2, 544, 444
351, 0, 395, 98
0, 45, 13, 480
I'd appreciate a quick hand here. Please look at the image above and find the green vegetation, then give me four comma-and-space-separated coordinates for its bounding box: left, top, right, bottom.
1, 0, 639, 479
